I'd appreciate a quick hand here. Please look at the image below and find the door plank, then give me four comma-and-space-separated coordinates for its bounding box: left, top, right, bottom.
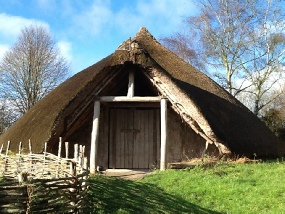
138, 110, 145, 168
152, 109, 157, 167
109, 109, 116, 168
116, 109, 124, 168
144, 110, 150, 168
133, 109, 140, 168
148, 110, 154, 168
125, 109, 134, 168
156, 109, 161, 166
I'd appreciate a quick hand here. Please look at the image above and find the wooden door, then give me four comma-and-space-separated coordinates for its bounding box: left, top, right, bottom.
109, 108, 160, 169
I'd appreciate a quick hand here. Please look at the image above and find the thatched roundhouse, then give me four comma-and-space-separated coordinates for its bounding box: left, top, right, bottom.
1, 27, 284, 171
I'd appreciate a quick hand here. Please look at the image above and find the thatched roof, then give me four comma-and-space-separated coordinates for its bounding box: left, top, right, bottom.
1, 27, 284, 157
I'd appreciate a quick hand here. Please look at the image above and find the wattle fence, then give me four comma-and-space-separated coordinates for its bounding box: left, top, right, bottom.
0, 139, 89, 213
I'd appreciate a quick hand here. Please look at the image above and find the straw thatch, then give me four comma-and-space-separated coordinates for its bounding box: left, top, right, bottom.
0, 27, 284, 158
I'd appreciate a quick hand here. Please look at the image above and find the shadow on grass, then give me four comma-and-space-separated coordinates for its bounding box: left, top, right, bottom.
86, 175, 221, 214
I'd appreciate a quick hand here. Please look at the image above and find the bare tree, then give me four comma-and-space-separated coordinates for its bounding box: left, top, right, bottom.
162, 0, 257, 94
0, 100, 17, 134
161, 0, 285, 116
239, 0, 285, 115
160, 30, 206, 72
0, 25, 69, 117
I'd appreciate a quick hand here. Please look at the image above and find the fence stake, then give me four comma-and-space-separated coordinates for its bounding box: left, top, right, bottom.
58, 137, 62, 158
18, 142, 22, 173
44, 142, 47, 155
18, 141, 22, 155
56, 138, 62, 178
74, 144, 78, 162
83, 157, 88, 170
82, 146, 85, 168
65, 141, 69, 158
28, 139, 33, 175
42, 142, 47, 176
28, 139, 32, 154
4, 141, 10, 174
5, 141, 10, 156
79, 145, 83, 166
0, 143, 3, 154
82, 145, 85, 158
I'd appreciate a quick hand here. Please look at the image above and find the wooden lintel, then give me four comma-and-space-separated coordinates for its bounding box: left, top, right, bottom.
100, 96, 161, 102
107, 102, 160, 108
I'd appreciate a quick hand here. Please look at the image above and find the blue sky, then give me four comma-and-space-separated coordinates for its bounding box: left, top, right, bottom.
0, 0, 197, 75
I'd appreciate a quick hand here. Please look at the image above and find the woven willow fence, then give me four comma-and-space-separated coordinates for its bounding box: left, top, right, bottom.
0, 139, 89, 213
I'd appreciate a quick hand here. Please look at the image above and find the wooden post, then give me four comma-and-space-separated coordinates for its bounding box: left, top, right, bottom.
18, 141, 22, 155
70, 161, 75, 176
29, 139, 33, 175
17, 142, 22, 184
160, 98, 167, 170
74, 144, 78, 176
58, 137, 62, 158
29, 139, 32, 154
0, 143, 3, 154
74, 144, 78, 162
43, 142, 47, 175
57, 138, 62, 178
83, 157, 88, 170
4, 141, 10, 174
90, 100, 100, 174
82, 145, 85, 160
127, 70, 134, 98
79, 145, 83, 166
65, 142, 69, 158
82, 145, 85, 170
18, 142, 22, 174
44, 142, 47, 155
5, 141, 10, 157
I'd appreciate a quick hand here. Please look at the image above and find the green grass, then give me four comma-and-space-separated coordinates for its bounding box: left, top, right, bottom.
87, 161, 285, 213
86, 174, 216, 214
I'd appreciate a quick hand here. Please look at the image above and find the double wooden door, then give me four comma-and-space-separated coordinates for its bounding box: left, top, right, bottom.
109, 108, 160, 169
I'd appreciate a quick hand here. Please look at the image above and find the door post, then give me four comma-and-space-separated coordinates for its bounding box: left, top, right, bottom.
160, 98, 167, 170
90, 100, 100, 174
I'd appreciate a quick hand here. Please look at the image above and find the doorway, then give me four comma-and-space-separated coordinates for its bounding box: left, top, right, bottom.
109, 108, 160, 169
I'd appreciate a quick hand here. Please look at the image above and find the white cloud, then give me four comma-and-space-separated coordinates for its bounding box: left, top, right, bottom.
0, 44, 9, 60
57, 41, 73, 62
134, 0, 195, 32
0, 13, 51, 62
74, 0, 112, 36
72, 0, 196, 38
36, 0, 56, 11
0, 13, 49, 42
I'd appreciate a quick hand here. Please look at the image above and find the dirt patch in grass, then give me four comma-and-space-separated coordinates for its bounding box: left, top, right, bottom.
168, 157, 259, 169
103, 169, 152, 180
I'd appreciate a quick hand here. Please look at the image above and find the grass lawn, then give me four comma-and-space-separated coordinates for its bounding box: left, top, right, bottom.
86, 161, 285, 213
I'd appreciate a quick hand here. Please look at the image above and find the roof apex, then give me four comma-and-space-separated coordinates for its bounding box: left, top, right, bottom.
135, 27, 155, 40
116, 27, 156, 52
